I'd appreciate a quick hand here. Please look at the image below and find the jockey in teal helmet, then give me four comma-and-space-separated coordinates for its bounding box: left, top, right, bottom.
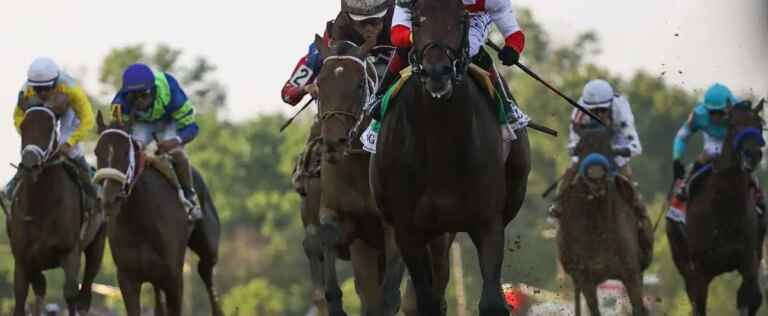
110, 63, 202, 221
672, 83, 735, 180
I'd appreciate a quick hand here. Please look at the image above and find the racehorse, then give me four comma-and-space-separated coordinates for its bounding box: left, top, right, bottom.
94, 112, 224, 316
311, 26, 408, 316
369, 0, 531, 314
557, 126, 648, 315
667, 100, 766, 316
8, 106, 107, 316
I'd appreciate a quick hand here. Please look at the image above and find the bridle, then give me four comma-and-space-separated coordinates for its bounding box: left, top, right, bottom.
21, 107, 59, 165
409, 10, 470, 83
318, 41, 380, 156
93, 128, 139, 197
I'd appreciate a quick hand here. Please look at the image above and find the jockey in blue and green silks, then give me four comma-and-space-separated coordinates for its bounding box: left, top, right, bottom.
110, 63, 202, 220
672, 83, 734, 180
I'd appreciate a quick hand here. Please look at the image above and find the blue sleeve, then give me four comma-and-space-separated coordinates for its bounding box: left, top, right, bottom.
177, 123, 199, 144
164, 73, 199, 143
163, 73, 190, 114
673, 112, 699, 160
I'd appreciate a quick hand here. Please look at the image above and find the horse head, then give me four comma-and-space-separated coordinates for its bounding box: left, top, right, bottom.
314, 28, 379, 163
94, 110, 138, 217
19, 107, 60, 182
720, 99, 765, 173
409, 0, 469, 99
573, 126, 626, 197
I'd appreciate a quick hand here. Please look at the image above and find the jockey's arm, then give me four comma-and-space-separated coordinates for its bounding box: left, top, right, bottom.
281, 38, 326, 106
673, 115, 698, 161
62, 85, 95, 146
13, 102, 24, 134
614, 97, 642, 156
390, 4, 413, 49
486, 0, 525, 54
567, 108, 580, 162
165, 74, 199, 144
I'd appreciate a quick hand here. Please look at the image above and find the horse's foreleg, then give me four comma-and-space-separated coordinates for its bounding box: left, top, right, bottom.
428, 233, 453, 315
573, 284, 581, 316
198, 258, 225, 316
623, 272, 648, 316
117, 271, 142, 316
350, 239, 384, 316
161, 274, 184, 316
79, 224, 107, 314
380, 223, 406, 316
62, 246, 81, 315
319, 214, 347, 316
12, 263, 29, 316
396, 236, 442, 316
469, 224, 509, 316
581, 282, 601, 316
154, 286, 167, 316
689, 274, 713, 316
30, 271, 45, 316
304, 224, 329, 316
738, 262, 763, 316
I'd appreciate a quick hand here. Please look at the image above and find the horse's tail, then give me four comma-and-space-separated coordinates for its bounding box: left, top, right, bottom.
191, 168, 221, 258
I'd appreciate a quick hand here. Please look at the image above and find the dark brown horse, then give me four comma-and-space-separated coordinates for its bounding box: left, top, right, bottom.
93, 112, 223, 316
8, 107, 107, 316
667, 100, 766, 316
312, 30, 409, 316
370, 0, 531, 315
557, 126, 648, 316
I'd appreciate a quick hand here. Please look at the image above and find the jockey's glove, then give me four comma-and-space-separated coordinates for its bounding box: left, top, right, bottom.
673, 159, 686, 180
498, 46, 520, 66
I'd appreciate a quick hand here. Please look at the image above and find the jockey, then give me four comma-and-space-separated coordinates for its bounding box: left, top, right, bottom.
2, 57, 96, 203
671, 83, 765, 210
673, 83, 734, 179
561, 79, 652, 265
110, 63, 202, 220
281, 0, 394, 106
371, 0, 526, 120
568, 79, 642, 173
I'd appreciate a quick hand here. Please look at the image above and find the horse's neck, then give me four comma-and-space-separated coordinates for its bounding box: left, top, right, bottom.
17, 165, 79, 219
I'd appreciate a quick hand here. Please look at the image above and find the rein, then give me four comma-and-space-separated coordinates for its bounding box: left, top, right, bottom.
93, 128, 139, 196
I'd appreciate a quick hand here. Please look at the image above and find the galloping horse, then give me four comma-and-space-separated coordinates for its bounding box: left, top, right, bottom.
311, 28, 408, 316
8, 107, 107, 316
370, 0, 531, 314
557, 126, 648, 316
667, 100, 766, 316
94, 112, 223, 316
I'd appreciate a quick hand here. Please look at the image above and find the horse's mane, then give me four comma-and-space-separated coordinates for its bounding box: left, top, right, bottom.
330, 40, 361, 56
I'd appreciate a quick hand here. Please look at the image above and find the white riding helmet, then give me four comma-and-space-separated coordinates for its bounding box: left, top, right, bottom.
579, 79, 615, 109
27, 57, 60, 87
342, 0, 389, 21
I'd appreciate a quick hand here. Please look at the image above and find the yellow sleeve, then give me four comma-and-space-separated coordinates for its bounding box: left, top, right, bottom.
13, 105, 24, 134
64, 85, 95, 145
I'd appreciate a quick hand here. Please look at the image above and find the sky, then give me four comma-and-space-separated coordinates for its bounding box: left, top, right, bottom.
0, 0, 766, 181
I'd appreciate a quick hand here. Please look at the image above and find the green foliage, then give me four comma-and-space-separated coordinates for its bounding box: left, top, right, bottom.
222, 278, 286, 316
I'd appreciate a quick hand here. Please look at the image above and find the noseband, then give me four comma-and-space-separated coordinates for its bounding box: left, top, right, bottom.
93, 129, 139, 196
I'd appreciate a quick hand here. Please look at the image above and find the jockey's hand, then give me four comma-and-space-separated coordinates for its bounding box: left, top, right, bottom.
157, 139, 181, 155
498, 46, 520, 66
304, 84, 319, 99
57, 143, 72, 156
673, 159, 686, 180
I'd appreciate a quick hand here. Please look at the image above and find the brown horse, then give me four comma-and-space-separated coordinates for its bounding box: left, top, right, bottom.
8, 107, 107, 316
667, 100, 766, 316
557, 126, 648, 316
312, 30, 409, 316
370, 0, 531, 315
93, 112, 224, 316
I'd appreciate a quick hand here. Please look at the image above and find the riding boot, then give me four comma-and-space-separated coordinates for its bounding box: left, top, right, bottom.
170, 151, 202, 221
675, 160, 705, 201
71, 156, 97, 197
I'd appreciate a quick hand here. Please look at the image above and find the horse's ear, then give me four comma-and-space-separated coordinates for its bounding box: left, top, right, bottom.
96, 110, 106, 133
314, 34, 331, 60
